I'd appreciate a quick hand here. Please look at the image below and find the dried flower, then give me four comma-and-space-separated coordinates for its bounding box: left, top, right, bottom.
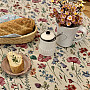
67, 15, 72, 20
50, 0, 84, 27
66, 21, 71, 26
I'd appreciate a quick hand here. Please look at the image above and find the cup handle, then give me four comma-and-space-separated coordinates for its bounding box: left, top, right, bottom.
73, 25, 87, 42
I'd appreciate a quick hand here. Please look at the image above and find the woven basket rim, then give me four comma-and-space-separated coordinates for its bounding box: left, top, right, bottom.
16, 25, 37, 38
0, 25, 37, 44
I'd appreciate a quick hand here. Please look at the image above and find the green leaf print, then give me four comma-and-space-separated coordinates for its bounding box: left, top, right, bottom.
2, 54, 6, 60
51, 66, 55, 72
30, 55, 37, 60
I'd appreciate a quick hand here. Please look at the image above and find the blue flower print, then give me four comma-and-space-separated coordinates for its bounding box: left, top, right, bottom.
52, 57, 59, 64
3, 44, 11, 48
48, 27, 53, 30
41, 0, 46, 4
82, 71, 90, 77
60, 62, 67, 68
57, 52, 63, 57
28, 50, 33, 54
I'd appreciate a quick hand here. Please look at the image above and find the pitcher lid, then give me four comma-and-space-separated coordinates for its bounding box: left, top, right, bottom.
41, 31, 56, 42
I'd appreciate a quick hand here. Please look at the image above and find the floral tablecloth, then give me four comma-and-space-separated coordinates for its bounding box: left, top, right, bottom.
0, 0, 90, 90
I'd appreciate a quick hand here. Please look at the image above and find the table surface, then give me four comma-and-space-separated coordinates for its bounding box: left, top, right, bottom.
0, 0, 90, 90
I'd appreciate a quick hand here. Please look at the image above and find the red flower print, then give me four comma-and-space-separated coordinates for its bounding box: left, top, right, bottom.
49, 7, 52, 9
59, 75, 63, 79
12, 84, 17, 86
38, 54, 51, 62
35, 47, 38, 50
13, 3, 20, 7
35, 39, 38, 41
0, 77, 5, 86
30, 68, 36, 75
49, 13, 54, 18
68, 79, 74, 83
79, 48, 88, 53
25, 3, 31, 9
38, 63, 46, 69
83, 54, 86, 56
37, 18, 48, 22
35, 83, 41, 88
0, 9, 8, 13
55, 27, 57, 32
18, 7, 22, 9
35, 31, 40, 38
77, 31, 83, 33
30, 71, 36, 75
87, 84, 90, 89
34, 8, 39, 12
32, 68, 36, 72
87, 63, 90, 66
35, 35, 40, 38
65, 84, 76, 90
32, 0, 41, 3
88, 52, 90, 56
11, 85, 14, 88
20, 84, 23, 88
11, 84, 17, 88
16, 43, 28, 49
67, 57, 81, 64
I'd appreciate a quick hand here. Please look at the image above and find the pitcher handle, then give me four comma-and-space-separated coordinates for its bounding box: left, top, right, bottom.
73, 25, 87, 42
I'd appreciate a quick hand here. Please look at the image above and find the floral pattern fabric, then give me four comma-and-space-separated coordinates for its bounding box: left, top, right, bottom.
0, 0, 90, 90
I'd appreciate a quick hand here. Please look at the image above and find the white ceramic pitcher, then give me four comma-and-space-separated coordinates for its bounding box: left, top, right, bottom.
56, 24, 87, 47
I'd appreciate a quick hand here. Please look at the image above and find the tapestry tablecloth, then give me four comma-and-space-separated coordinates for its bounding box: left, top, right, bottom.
0, 0, 90, 90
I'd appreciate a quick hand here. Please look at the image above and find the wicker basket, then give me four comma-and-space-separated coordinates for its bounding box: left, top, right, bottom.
0, 25, 37, 44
